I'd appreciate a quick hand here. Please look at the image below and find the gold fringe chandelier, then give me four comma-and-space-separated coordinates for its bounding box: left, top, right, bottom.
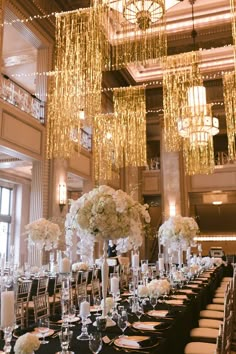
46, 6, 109, 159
222, 0, 236, 162
113, 85, 147, 168
93, 87, 147, 183
163, 51, 219, 175
93, 113, 119, 183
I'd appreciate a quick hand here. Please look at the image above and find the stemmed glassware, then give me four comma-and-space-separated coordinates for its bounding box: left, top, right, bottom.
133, 299, 143, 321
89, 331, 103, 354
58, 328, 73, 354
149, 295, 157, 310
93, 295, 101, 316
38, 317, 50, 344
117, 311, 128, 336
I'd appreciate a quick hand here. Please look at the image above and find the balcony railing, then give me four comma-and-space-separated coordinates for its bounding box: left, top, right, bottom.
0, 74, 45, 122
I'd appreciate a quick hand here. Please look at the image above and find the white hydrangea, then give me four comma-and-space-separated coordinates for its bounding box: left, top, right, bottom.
65, 185, 150, 262
158, 216, 199, 251
25, 218, 61, 251
14, 333, 40, 354
72, 262, 89, 272
147, 279, 171, 296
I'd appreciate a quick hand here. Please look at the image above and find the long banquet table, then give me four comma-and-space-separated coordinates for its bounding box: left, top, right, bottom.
0, 265, 224, 354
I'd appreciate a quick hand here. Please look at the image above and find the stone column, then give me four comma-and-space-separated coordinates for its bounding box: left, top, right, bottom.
28, 160, 45, 266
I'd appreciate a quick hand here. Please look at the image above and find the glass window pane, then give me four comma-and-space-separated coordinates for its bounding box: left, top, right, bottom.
1, 188, 11, 215
0, 222, 8, 255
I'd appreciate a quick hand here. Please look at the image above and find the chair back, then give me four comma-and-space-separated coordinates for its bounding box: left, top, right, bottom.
91, 278, 101, 299
15, 300, 25, 328
16, 280, 32, 302
33, 293, 50, 322
77, 282, 87, 298
37, 277, 49, 295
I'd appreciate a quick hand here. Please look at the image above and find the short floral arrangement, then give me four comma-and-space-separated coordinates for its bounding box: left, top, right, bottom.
158, 216, 199, 251
72, 262, 89, 272
14, 333, 40, 354
137, 284, 149, 297
25, 218, 61, 251
65, 185, 150, 259
171, 270, 185, 282
101, 297, 114, 313
147, 279, 171, 296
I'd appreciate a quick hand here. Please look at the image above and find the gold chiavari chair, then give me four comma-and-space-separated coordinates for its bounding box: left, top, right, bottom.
33, 293, 50, 323
91, 278, 101, 299
16, 280, 32, 327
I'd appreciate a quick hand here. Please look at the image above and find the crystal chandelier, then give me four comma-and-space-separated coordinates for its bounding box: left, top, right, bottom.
122, 0, 180, 30
123, 0, 164, 30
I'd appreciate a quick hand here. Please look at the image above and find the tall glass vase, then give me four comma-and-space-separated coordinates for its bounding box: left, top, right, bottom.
101, 242, 108, 318
178, 246, 183, 269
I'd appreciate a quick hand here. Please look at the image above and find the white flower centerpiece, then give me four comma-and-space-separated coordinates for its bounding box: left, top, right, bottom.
25, 218, 61, 251
25, 218, 61, 268
158, 215, 199, 268
65, 185, 150, 318
147, 279, 171, 297
14, 333, 40, 354
72, 261, 89, 272
158, 216, 199, 251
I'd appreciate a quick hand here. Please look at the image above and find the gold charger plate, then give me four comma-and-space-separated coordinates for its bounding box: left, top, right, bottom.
147, 310, 168, 318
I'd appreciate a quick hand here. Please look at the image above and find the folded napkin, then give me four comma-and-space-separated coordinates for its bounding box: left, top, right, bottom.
118, 336, 155, 348
14, 324, 37, 337
138, 322, 168, 330
119, 338, 140, 348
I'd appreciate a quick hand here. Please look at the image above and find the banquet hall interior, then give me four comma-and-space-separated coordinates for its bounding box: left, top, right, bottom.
0, 0, 236, 353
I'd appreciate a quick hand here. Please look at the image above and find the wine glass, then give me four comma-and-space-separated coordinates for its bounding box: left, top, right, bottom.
58, 329, 73, 353
38, 317, 50, 344
117, 312, 128, 336
94, 296, 101, 316
133, 301, 143, 322
89, 332, 103, 354
149, 295, 157, 310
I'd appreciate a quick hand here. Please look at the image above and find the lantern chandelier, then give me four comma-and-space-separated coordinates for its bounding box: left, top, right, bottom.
178, 0, 219, 150
163, 0, 219, 176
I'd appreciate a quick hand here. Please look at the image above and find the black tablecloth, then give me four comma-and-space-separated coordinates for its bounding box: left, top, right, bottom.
0, 265, 225, 354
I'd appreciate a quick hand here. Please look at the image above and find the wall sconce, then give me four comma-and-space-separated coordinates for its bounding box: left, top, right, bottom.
169, 203, 176, 217
59, 184, 67, 212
